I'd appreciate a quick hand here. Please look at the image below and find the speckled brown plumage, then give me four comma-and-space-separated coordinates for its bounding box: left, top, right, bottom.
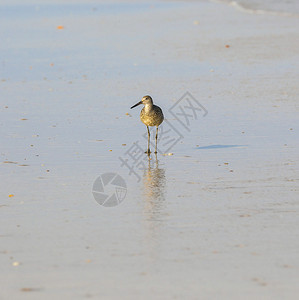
140, 105, 164, 127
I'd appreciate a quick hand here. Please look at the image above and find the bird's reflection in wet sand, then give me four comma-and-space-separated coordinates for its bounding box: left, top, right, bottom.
142, 154, 166, 218
141, 154, 166, 257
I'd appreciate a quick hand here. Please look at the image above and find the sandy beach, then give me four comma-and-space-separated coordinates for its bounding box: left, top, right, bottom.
1, 0, 299, 299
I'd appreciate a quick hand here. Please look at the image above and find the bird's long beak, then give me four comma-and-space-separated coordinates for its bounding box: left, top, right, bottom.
130, 101, 142, 109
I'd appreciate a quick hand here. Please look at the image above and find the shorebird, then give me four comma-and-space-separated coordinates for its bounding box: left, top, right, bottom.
131, 95, 164, 154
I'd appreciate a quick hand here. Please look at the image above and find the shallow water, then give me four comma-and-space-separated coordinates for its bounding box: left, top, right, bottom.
1, 1, 299, 299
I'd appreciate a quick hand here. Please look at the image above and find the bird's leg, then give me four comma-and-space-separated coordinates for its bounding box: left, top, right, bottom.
146, 126, 151, 154
155, 126, 158, 153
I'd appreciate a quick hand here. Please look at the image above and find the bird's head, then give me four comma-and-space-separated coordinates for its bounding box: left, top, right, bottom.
131, 95, 153, 109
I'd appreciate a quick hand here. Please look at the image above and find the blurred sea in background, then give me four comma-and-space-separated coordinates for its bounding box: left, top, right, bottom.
212, 0, 299, 15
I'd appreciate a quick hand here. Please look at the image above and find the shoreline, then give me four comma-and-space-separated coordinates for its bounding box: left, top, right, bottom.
210, 0, 299, 17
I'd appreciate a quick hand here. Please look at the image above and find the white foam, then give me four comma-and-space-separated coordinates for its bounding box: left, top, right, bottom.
210, 0, 299, 17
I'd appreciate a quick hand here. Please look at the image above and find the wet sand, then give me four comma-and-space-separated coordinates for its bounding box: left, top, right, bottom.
1, 0, 299, 299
